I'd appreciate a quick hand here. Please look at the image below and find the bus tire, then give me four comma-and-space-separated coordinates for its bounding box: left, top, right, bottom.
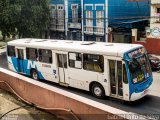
31, 69, 39, 80
91, 83, 105, 99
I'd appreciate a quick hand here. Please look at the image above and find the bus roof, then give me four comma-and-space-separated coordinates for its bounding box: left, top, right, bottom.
7, 38, 143, 57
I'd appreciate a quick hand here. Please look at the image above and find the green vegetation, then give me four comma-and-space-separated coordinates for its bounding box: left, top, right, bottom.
0, 0, 51, 41
0, 42, 6, 47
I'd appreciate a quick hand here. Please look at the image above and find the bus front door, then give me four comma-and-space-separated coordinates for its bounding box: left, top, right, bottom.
17, 48, 25, 73
57, 54, 69, 86
109, 60, 123, 99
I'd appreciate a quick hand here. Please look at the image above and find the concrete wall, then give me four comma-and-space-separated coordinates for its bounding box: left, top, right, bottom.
0, 68, 128, 120
133, 38, 160, 55
149, 1, 160, 39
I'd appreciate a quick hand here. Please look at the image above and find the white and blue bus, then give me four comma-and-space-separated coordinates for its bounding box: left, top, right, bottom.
7, 38, 153, 101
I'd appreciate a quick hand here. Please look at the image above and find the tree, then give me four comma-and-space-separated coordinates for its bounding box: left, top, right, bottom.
17, 0, 51, 38
0, 0, 51, 40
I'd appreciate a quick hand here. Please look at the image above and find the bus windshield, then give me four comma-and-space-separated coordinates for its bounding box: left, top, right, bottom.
128, 54, 151, 84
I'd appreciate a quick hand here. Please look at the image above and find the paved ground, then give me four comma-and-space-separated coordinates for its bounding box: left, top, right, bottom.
150, 72, 160, 97
0, 89, 59, 120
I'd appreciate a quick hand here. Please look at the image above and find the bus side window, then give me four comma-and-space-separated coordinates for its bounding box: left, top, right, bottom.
83, 54, 104, 73
7, 46, 16, 57
68, 52, 82, 69
38, 49, 52, 64
26, 48, 38, 61
123, 64, 128, 84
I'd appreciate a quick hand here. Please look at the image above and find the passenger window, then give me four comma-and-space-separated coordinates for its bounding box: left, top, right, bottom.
123, 64, 128, 84
83, 54, 104, 72
38, 49, 52, 64
69, 52, 82, 69
7, 46, 15, 57
26, 48, 38, 61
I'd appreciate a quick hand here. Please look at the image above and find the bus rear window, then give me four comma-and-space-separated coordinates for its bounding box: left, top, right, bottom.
7, 46, 15, 57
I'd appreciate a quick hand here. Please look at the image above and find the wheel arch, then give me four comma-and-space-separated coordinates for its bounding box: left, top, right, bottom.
30, 68, 37, 76
89, 81, 104, 92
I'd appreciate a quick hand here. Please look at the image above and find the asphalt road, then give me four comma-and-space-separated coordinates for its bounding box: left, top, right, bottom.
0, 52, 160, 119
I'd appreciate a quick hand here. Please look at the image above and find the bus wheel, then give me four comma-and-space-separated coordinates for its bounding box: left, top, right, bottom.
31, 70, 39, 80
91, 83, 105, 99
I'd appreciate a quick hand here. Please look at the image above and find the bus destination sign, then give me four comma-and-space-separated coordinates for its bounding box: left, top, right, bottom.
128, 48, 145, 59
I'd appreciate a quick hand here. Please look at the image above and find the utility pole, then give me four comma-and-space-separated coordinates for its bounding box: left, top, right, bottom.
105, 0, 108, 42
81, 0, 84, 41
65, 0, 68, 40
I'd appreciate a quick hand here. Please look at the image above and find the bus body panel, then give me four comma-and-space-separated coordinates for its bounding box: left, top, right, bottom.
130, 88, 150, 101
129, 77, 153, 101
6, 39, 153, 101
66, 56, 109, 96
103, 58, 110, 96
7, 56, 59, 83
7, 57, 19, 72
68, 68, 105, 91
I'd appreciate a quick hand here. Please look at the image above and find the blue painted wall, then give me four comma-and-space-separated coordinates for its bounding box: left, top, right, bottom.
108, 0, 150, 28
83, 0, 150, 28
50, 0, 82, 40
50, 0, 64, 4
50, 0, 81, 25
68, 0, 81, 23
83, 0, 150, 41
83, 0, 105, 27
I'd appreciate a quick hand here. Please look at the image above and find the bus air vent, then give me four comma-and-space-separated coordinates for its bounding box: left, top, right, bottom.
66, 41, 73, 43
35, 39, 48, 42
25, 39, 32, 43
81, 41, 95, 45
105, 43, 114, 46
50, 40, 58, 42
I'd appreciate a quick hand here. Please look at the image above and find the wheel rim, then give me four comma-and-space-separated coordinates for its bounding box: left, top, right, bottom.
94, 87, 102, 97
33, 72, 38, 80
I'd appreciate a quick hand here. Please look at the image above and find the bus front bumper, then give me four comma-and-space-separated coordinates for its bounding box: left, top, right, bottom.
130, 88, 150, 101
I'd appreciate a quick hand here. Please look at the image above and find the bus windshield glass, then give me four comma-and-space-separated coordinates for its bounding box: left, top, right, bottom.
127, 47, 151, 84
128, 55, 151, 84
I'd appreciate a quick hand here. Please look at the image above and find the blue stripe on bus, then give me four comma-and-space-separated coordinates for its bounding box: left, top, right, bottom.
11, 57, 19, 72
11, 58, 45, 80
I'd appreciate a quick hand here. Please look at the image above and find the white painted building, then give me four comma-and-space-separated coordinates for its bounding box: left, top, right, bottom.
149, 0, 160, 38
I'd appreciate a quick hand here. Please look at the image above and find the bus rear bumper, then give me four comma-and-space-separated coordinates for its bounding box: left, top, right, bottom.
130, 88, 149, 101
